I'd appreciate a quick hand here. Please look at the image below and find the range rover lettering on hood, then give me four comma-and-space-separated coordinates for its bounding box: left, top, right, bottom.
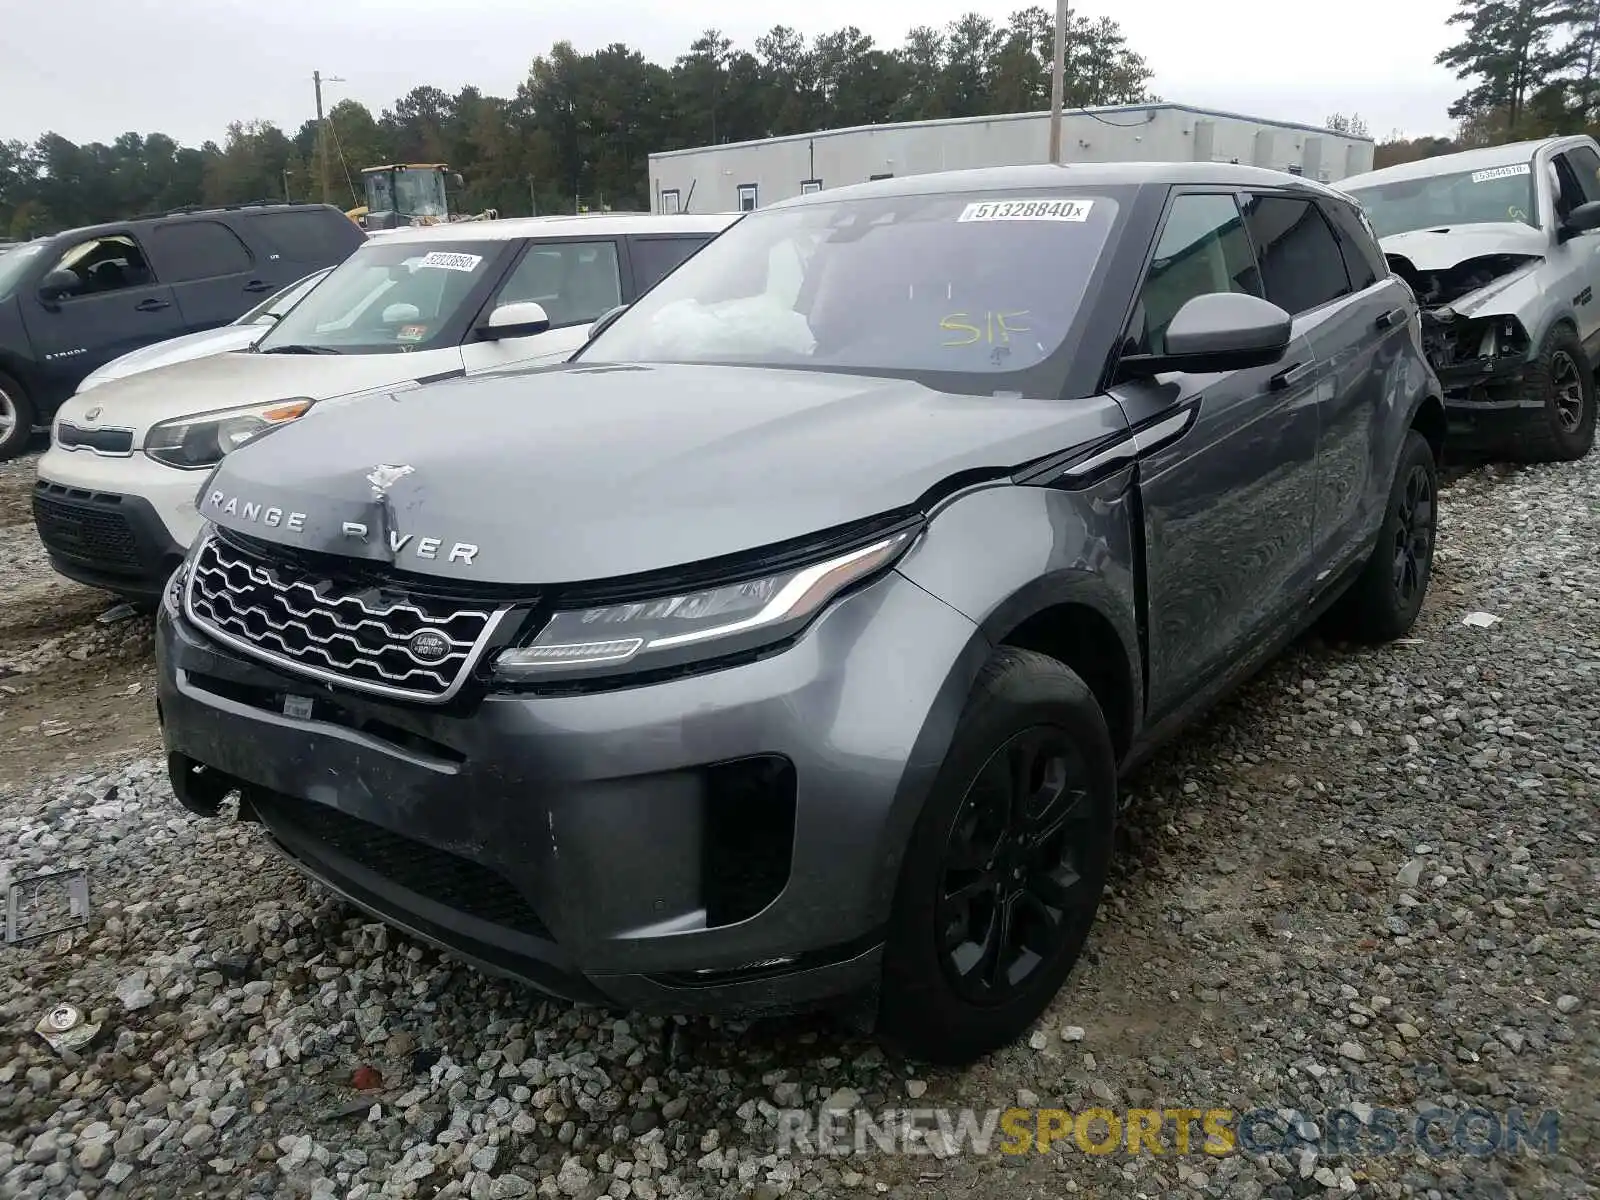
201, 490, 480, 565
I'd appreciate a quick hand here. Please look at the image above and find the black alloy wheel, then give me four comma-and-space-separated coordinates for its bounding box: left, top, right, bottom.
1391, 459, 1434, 609
936, 725, 1097, 1006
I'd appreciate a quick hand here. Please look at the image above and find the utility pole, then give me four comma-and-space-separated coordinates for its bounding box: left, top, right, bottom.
313, 71, 345, 205
314, 71, 328, 205
1048, 0, 1070, 164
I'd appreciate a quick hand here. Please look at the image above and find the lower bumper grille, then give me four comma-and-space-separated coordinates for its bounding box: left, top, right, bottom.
254, 792, 550, 938
33, 487, 142, 572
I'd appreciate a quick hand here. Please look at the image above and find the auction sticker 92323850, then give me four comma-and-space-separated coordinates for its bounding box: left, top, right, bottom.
417, 251, 484, 272
958, 198, 1094, 223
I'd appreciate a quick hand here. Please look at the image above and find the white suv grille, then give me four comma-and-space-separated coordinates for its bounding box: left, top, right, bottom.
183, 533, 511, 702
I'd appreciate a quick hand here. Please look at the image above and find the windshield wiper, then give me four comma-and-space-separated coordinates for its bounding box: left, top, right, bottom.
258, 343, 343, 355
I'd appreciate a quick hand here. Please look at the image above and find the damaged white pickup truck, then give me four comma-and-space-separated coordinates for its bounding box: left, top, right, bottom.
1341, 136, 1600, 462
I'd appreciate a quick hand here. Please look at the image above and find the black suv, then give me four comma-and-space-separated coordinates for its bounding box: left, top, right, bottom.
0, 203, 364, 459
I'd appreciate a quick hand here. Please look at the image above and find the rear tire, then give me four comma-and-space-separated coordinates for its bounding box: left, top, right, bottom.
877, 647, 1116, 1066
0, 371, 34, 462
1326, 429, 1438, 644
1507, 324, 1596, 462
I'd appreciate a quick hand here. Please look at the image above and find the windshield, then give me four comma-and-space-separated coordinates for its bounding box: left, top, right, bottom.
257, 240, 501, 354
0, 243, 45, 300
235, 268, 331, 326
580, 189, 1124, 390
1347, 160, 1539, 238
395, 169, 449, 219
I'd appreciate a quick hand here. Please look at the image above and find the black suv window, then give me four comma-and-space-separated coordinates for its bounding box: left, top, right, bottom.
1130, 192, 1260, 355
43, 234, 155, 296
1322, 199, 1385, 291
246, 209, 360, 262
148, 220, 253, 282
1240, 195, 1351, 316
631, 237, 709, 292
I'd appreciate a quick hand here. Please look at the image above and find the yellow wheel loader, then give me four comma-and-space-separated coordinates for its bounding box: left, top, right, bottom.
344, 164, 498, 230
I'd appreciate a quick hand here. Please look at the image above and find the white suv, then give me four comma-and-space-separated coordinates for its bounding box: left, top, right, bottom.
33, 213, 737, 598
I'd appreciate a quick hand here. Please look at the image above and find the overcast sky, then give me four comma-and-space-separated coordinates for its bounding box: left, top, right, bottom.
3, 0, 1464, 148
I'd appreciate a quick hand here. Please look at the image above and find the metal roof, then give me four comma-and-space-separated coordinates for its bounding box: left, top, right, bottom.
648, 102, 1375, 162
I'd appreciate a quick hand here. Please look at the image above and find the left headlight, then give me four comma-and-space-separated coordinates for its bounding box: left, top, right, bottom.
145, 398, 313, 470
492, 529, 917, 682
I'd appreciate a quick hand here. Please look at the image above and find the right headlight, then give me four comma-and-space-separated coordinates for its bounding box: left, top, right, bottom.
145, 398, 313, 470
492, 530, 916, 682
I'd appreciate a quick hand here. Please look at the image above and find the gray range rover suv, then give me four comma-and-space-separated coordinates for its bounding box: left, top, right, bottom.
156, 164, 1445, 1064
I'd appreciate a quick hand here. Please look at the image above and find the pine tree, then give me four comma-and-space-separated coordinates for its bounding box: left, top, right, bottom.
1437, 0, 1582, 134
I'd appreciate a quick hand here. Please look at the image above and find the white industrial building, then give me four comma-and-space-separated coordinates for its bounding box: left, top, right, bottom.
648, 103, 1376, 214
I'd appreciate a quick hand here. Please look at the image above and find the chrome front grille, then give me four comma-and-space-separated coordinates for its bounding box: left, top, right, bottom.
183, 533, 510, 702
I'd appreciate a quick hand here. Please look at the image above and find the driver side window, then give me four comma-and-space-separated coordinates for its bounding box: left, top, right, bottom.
1129, 193, 1260, 355
47, 234, 154, 298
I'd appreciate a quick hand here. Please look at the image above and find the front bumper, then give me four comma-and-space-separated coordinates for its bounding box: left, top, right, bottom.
34, 446, 206, 596
155, 569, 986, 1015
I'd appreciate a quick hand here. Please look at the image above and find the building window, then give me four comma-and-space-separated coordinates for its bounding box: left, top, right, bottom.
800, 179, 822, 195
659, 189, 681, 214
869, 173, 894, 181
737, 183, 758, 212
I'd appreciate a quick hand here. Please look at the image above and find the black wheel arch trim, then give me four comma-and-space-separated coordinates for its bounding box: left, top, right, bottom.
864, 570, 1142, 928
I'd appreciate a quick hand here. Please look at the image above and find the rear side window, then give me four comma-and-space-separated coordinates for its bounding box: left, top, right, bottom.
630, 236, 710, 292
1322, 199, 1386, 291
246, 209, 363, 263
1129, 192, 1261, 355
147, 220, 253, 282
1240, 195, 1352, 315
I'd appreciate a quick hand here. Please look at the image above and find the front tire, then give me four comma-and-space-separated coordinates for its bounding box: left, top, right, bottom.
1327, 428, 1438, 644
1508, 324, 1596, 462
877, 647, 1116, 1066
0, 371, 34, 461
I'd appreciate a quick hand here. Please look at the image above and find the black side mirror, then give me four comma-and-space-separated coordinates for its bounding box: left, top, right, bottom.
448, 173, 464, 191
38, 268, 80, 304
1560, 199, 1600, 240
1117, 292, 1293, 380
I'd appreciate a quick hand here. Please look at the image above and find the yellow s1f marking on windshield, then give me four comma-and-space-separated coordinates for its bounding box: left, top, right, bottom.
941, 311, 1031, 347
1509, 206, 1528, 222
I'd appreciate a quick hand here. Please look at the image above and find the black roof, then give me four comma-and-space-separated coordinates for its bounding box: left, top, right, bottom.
769, 161, 1347, 210
32, 202, 351, 247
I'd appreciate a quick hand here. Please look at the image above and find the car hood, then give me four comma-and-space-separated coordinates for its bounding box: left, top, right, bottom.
76, 324, 266, 392
201, 362, 1127, 585
52, 350, 447, 446
1379, 222, 1547, 271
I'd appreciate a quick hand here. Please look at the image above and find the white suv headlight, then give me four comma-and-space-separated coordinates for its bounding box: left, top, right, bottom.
145, 399, 312, 470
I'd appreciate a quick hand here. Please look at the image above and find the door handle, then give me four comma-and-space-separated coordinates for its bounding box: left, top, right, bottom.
242, 280, 274, 293
1375, 306, 1407, 330
1269, 361, 1313, 391
134, 298, 170, 312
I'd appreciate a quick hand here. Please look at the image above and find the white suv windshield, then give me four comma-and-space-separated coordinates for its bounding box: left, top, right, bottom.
1347, 161, 1539, 238
257, 241, 500, 355
581, 190, 1123, 384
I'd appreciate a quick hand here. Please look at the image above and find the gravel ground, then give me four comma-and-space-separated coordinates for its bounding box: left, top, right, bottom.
1, 447, 1596, 1200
